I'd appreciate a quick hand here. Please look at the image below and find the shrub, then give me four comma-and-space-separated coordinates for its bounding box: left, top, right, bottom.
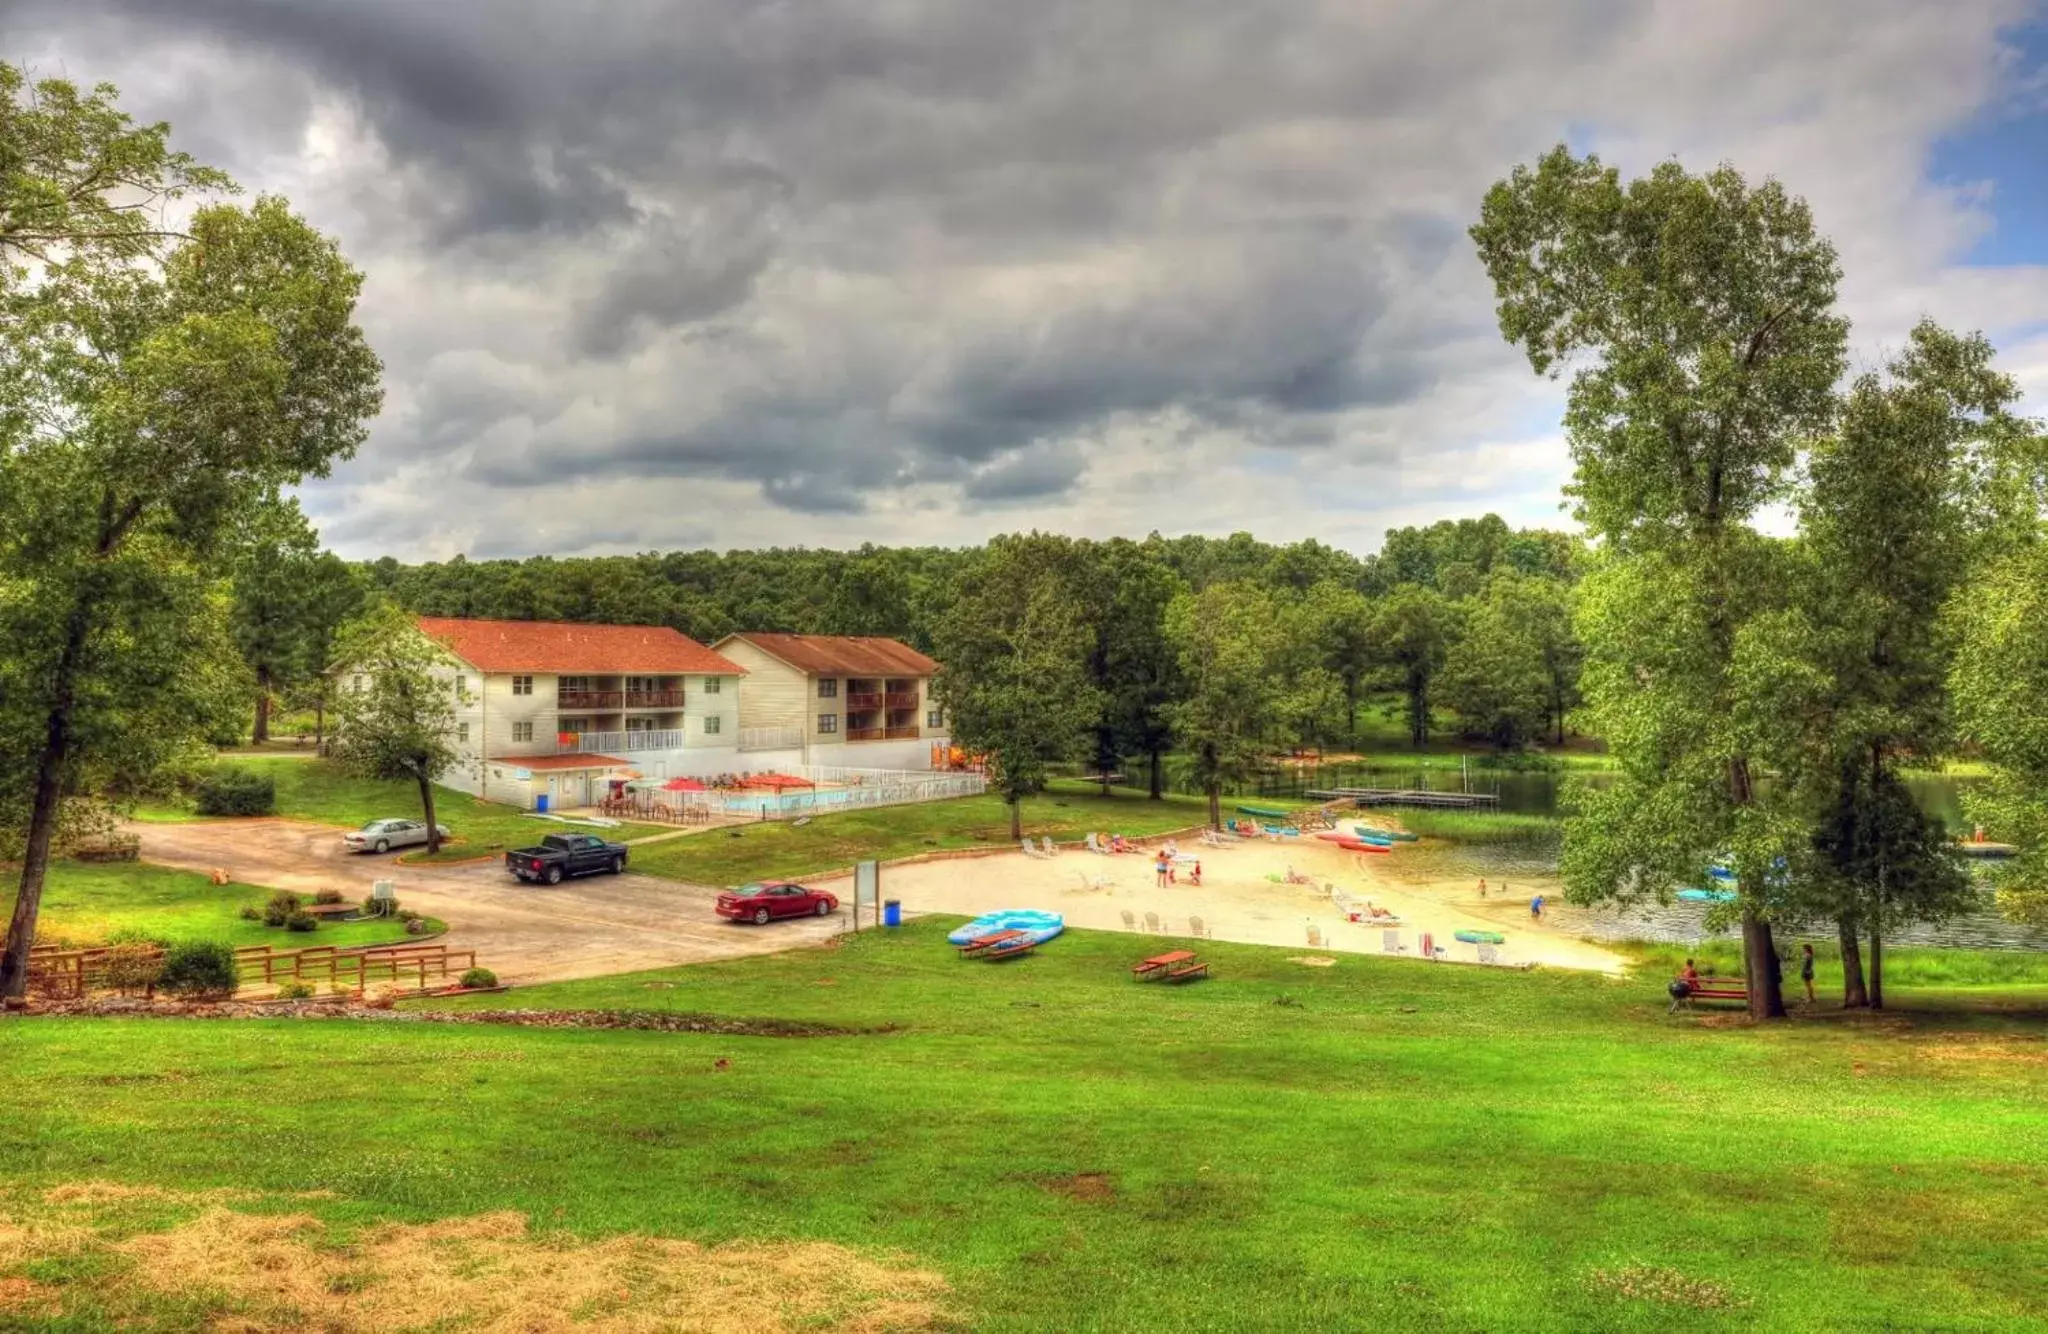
457, 967, 497, 989
263, 889, 302, 928
238, 904, 262, 921
285, 910, 319, 933
103, 943, 164, 995
396, 909, 420, 923
194, 768, 276, 817
361, 894, 399, 919
105, 925, 170, 948
405, 918, 428, 935
158, 941, 240, 998
72, 832, 141, 863
313, 888, 344, 906
275, 980, 315, 1000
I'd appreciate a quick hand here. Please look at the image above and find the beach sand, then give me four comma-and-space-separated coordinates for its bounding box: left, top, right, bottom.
815, 833, 1626, 973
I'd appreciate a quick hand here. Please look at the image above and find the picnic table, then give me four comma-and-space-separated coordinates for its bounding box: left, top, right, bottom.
958, 929, 1025, 957
1670, 975, 1748, 1012
1131, 949, 1211, 983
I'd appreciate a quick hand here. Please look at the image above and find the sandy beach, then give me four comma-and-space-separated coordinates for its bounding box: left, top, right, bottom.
815, 832, 1626, 973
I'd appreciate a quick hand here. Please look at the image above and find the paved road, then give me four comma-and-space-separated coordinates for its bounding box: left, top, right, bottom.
131, 819, 847, 984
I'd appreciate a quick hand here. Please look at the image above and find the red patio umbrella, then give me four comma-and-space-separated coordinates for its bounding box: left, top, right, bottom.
662, 777, 706, 791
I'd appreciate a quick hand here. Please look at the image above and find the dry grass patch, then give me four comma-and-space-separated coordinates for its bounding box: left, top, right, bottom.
6, 1194, 950, 1332
1582, 1262, 1746, 1311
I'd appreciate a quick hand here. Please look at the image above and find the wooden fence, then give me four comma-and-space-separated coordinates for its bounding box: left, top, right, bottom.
25, 940, 480, 1000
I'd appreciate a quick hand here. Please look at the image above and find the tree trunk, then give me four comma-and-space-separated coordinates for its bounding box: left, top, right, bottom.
1, 611, 88, 1005
1868, 922, 1884, 1010
1148, 749, 1163, 801
1008, 794, 1022, 841
1343, 677, 1359, 743
253, 666, 272, 743
1837, 916, 1868, 1008
1097, 727, 1114, 796
417, 770, 441, 855
1206, 780, 1222, 830
314, 699, 326, 749
1740, 906, 1786, 1020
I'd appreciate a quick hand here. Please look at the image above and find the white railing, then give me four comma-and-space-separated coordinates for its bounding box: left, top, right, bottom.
610, 766, 986, 823
564, 729, 685, 755
737, 725, 804, 752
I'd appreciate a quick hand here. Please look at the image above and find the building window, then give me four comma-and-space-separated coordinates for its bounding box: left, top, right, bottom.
511, 675, 533, 696
703, 715, 722, 735
457, 723, 470, 744
512, 721, 534, 743
703, 676, 721, 694
818, 679, 838, 699
927, 710, 943, 729
818, 713, 838, 734
351, 674, 366, 694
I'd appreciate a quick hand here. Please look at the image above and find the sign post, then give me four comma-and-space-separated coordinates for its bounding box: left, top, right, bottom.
854, 860, 880, 931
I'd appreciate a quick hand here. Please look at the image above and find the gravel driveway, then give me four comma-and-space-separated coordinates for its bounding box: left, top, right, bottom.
130, 818, 848, 984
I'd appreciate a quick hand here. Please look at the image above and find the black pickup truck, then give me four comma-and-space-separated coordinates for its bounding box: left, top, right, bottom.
506, 832, 629, 884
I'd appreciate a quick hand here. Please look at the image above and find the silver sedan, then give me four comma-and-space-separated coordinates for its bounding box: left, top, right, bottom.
342, 818, 450, 854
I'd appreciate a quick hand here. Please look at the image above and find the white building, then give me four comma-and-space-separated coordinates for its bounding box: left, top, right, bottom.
410, 617, 749, 809
711, 633, 950, 772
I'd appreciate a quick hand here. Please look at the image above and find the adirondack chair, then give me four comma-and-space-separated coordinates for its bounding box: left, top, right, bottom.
1476, 944, 1501, 965
1120, 909, 1138, 931
1039, 836, 1059, 856
1086, 833, 1110, 855
1077, 871, 1111, 893
1306, 924, 1324, 948
1022, 838, 1050, 859
1143, 911, 1162, 933
1382, 929, 1404, 954
1189, 915, 1209, 939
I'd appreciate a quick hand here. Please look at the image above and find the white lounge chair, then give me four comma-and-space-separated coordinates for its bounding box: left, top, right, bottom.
1022, 838, 1049, 859
1077, 871, 1112, 893
1086, 833, 1110, 855
1040, 836, 1059, 856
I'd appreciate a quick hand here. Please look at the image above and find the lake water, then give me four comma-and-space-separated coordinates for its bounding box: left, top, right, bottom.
1248, 762, 2047, 951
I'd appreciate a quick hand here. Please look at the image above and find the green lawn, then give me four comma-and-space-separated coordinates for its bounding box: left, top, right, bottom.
4, 924, 2042, 1330
626, 780, 1216, 884
155, 755, 667, 862
6, 859, 430, 951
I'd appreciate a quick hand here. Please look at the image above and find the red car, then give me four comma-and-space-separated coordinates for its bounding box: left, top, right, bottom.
716, 880, 839, 925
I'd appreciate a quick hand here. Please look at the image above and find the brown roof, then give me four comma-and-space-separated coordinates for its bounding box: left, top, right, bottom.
716, 633, 938, 678
417, 617, 743, 675
488, 753, 630, 770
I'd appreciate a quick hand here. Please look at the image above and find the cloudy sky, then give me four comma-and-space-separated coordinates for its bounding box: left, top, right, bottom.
10, 1, 2048, 560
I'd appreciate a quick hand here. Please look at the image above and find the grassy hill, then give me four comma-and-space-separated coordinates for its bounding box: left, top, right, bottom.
3, 923, 2041, 1329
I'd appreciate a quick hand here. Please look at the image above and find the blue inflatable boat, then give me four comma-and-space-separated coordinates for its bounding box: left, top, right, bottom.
1677, 887, 1737, 904
947, 910, 1065, 947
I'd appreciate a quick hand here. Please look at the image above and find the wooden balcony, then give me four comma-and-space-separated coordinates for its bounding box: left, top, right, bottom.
558, 689, 624, 709
884, 691, 921, 709
624, 690, 685, 709
845, 691, 884, 711
845, 725, 921, 742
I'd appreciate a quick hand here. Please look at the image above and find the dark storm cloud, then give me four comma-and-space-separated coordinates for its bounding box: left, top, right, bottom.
9, 0, 2025, 553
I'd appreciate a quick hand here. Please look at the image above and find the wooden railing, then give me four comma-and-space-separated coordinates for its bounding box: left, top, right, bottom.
845, 691, 883, 711
884, 691, 921, 709
25, 940, 482, 1000
845, 725, 920, 741
624, 689, 685, 709
558, 689, 625, 709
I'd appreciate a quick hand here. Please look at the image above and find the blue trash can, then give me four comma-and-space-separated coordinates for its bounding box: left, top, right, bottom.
883, 899, 902, 928
534, 794, 550, 814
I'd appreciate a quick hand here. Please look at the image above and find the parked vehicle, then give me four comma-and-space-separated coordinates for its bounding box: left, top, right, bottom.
343, 819, 450, 854
506, 833, 629, 884
715, 880, 839, 924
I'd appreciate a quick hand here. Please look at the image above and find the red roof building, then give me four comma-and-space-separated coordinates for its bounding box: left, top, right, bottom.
710, 632, 937, 677
417, 617, 744, 676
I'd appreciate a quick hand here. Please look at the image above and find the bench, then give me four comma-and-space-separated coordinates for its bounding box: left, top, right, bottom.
1671, 975, 1748, 1011
959, 929, 1025, 958
1165, 960, 1210, 983
980, 936, 1037, 961
1132, 949, 1195, 980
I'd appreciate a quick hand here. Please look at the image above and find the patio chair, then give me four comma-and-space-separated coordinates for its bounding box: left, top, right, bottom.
1477, 944, 1500, 965
1143, 911, 1162, 933
1077, 871, 1112, 893
1022, 838, 1049, 859
1121, 909, 1138, 930
1189, 915, 1209, 939
1382, 929, 1404, 954
1305, 924, 1323, 948
1040, 836, 1060, 856
1086, 833, 1110, 855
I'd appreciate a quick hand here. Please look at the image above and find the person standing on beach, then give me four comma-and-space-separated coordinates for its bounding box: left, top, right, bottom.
1530, 894, 1544, 920
1154, 851, 1170, 888
1478, 878, 1488, 898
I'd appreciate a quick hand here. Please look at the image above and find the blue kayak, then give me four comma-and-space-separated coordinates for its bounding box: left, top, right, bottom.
1678, 887, 1737, 904
1349, 826, 1396, 845
947, 910, 1065, 947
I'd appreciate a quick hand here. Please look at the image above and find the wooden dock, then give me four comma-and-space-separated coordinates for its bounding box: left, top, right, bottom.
1305, 788, 1502, 809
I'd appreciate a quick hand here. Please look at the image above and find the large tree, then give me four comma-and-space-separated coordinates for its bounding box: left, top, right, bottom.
329, 609, 459, 854
1078, 538, 1184, 799
930, 535, 1102, 839
1951, 543, 2048, 929
1473, 146, 1848, 1019
229, 499, 325, 744
1164, 582, 1285, 828
0, 67, 382, 1003
1370, 585, 1457, 748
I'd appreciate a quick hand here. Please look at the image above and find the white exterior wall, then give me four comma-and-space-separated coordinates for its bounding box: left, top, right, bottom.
682, 674, 743, 750
807, 735, 938, 771
715, 640, 809, 736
